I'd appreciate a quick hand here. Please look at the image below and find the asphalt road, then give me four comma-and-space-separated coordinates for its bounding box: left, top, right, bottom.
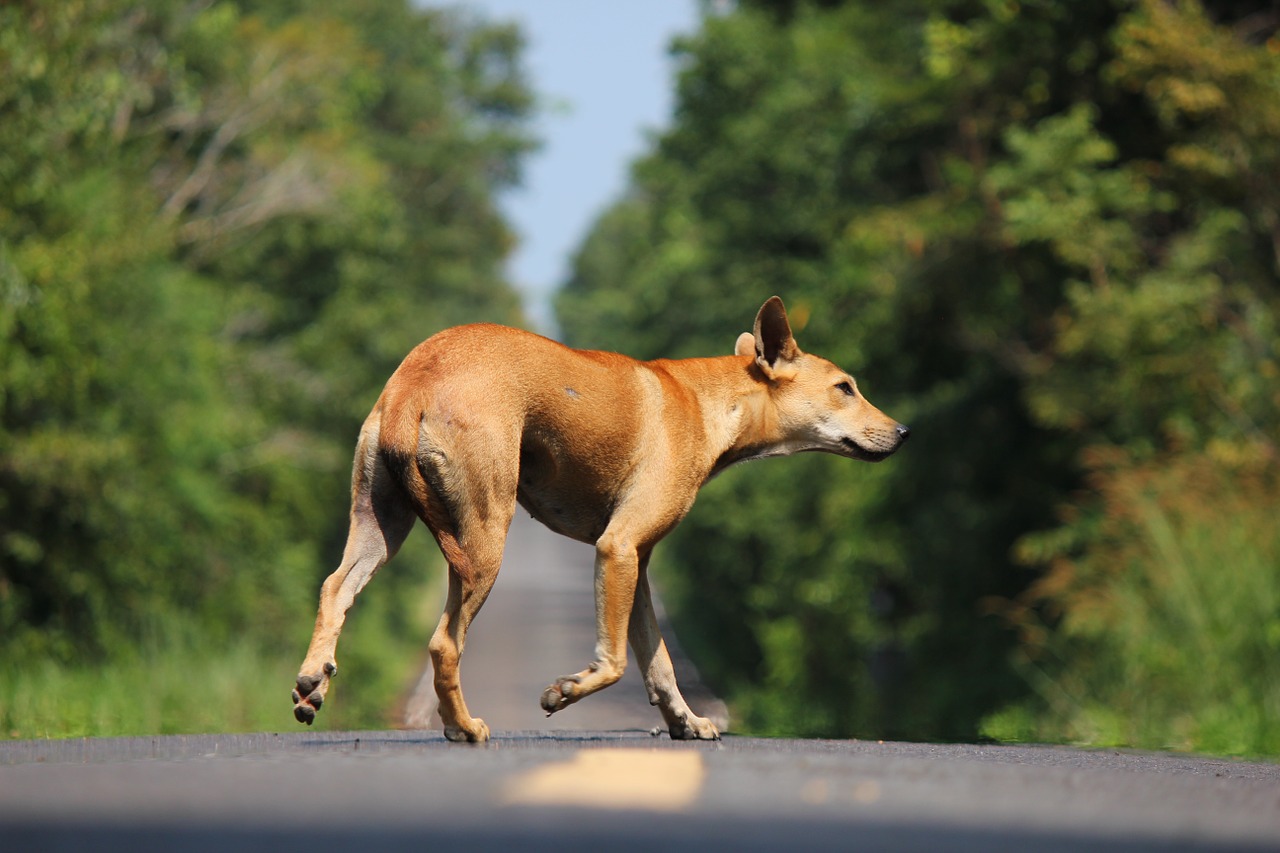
2, 729, 1278, 852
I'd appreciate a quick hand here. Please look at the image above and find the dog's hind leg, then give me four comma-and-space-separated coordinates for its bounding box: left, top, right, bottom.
293, 411, 416, 725
628, 556, 721, 740
416, 428, 518, 744
426, 550, 502, 743
424, 490, 514, 743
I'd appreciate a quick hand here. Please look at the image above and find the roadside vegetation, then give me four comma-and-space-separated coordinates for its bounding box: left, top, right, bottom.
0, 0, 531, 735
4, 0, 1277, 757
558, 0, 1280, 756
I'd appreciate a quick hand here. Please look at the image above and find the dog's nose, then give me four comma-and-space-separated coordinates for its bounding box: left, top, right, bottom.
896, 424, 911, 442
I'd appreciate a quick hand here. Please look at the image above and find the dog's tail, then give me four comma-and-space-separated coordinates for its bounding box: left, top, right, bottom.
376, 395, 427, 509
376, 395, 440, 523
375, 393, 469, 572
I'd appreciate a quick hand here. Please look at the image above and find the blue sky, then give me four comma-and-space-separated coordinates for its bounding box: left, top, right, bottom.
429, 1, 700, 333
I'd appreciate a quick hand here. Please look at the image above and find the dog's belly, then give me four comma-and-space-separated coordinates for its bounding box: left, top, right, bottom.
515, 437, 617, 545
516, 488, 608, 544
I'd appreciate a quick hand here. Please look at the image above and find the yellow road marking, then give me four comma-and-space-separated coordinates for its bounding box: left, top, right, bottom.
852, 779, 881, 804
501, 749, 705, 811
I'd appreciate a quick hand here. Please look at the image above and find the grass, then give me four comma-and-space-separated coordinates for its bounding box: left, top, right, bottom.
982, 457, 1280, 759
1, 542, 442, 740
0, 638, 296, 739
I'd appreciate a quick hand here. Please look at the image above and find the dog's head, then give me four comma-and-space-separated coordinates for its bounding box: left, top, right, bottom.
735, 296, 910, 463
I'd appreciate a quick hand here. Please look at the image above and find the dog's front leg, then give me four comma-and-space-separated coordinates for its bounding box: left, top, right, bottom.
628, 558, 721, 740
540, 529, 638, 715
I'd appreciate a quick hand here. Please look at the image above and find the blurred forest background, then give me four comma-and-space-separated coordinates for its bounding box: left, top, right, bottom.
1, 0, 533, 734
3, 0, 1278, 756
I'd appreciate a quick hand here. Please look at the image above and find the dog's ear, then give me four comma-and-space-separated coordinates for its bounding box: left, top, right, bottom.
734, 332, 756, 357
752, 296, 800, 379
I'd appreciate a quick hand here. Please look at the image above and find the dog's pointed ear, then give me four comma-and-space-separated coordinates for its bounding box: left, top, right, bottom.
752, 296, 800, 378
734, 332, 756, 358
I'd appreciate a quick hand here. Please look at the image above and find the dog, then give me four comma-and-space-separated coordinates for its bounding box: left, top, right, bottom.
291, 296, 909, 741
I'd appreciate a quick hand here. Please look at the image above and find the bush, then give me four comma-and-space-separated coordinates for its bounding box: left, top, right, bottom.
985, 452, 1280, 757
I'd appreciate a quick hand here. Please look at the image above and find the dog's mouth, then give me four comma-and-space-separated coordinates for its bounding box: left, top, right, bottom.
839, 437, 897, 463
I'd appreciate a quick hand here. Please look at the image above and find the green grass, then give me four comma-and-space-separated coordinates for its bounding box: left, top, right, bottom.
0, 637, 296, 739
1, 544, 442, 740
982, 463, 1280, 759
0, 622, 432, 741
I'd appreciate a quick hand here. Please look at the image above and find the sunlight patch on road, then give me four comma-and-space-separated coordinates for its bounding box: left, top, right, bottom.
501, 749, 705, 811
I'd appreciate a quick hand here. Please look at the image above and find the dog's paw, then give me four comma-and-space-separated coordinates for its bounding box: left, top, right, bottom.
291, 662, 336, 725
443, 718, 490, 743
539, 676, 579, 716
668, 713, 721, 741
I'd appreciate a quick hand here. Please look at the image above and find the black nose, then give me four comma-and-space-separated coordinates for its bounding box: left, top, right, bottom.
896, 424, 911, 442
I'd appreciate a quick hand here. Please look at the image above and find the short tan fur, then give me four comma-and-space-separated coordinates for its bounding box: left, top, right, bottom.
292, 297, 909, 741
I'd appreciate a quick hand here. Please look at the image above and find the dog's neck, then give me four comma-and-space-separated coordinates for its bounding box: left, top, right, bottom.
651, 355, 797, 482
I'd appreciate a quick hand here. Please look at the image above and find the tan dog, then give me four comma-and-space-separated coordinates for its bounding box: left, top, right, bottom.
292, 297, 909, 741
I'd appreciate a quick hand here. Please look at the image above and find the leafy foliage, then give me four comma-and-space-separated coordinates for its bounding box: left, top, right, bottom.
558, 0, 1279, 750
989, 453, 1280, 755
0, 0, 533, 731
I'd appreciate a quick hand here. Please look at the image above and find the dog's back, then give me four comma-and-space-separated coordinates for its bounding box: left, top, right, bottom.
376, 324, 656, 544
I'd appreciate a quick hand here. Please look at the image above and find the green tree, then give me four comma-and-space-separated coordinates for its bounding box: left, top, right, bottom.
987, 0, 1280, 755
1, 0, 534, 735
558, 0, 1279, 749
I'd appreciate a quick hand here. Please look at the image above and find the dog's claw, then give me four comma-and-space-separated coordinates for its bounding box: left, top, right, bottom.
292, 665, 335, 725
443, 718, 490, 743
540, 685, 565, 715
540, 677, 578, 715
296, 674, 322, 695
293, 703, 316, 725
668, 714, 721, 741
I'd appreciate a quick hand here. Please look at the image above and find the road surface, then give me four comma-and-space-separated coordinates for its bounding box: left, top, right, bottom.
2, 729, 1278, 851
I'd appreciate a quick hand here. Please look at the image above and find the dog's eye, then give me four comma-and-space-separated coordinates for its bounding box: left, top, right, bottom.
835, 381, 856, 398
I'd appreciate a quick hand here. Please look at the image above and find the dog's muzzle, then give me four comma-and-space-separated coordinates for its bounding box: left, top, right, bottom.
840, 424, 909, 463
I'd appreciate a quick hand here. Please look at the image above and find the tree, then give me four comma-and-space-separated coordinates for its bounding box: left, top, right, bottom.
558, 0, 1279, 749
0, 0, 535, 688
